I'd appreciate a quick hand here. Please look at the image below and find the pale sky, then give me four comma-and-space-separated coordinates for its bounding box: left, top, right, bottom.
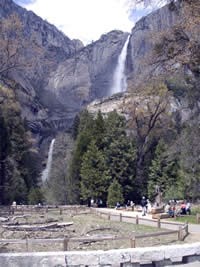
13, 0, 164, 45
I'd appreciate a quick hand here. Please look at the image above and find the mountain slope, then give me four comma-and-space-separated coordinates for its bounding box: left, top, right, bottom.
0, 0, 127, 144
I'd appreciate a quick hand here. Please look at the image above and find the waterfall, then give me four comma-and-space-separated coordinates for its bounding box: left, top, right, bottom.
41, 139, 55, 183
110, 35, 130, 95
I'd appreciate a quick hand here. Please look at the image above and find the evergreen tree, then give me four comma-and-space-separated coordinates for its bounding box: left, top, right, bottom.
105, 136, 136, 202
28, 188, 44, 204
0, 85, 41, 204
162, 160, 184, 201
107, 179, 124, 207
148, 140, 166, 201
68, 110, 94, 203
80, 141, 111, 204
104, 110, 126, 144
148, 140, 184, 202
104, 111, 137, 202
93, 110, 106, 149
71, 114, 80, 140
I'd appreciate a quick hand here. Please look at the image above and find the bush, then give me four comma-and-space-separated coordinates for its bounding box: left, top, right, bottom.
28, 188, 44, 205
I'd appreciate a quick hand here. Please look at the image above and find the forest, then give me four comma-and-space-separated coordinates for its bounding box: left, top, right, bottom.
52, 80, 200, 206
0, 0, 200, 205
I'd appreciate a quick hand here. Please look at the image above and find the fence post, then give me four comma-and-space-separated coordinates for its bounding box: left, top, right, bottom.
185, 222, 189, 236
120, 213, 122, 222
60, 208, 63, 215
157, 218, 161, 228
130, 234, 136, 248
136, 215, 139, 225
63, 236, 69, 251
25, 233, 29, 251
178, 226, 182, 241
22, 206, 24, 215
196, 213, 200, 224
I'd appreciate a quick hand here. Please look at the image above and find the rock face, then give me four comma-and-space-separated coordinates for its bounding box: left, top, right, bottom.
0, 0, 82, 56
126, 0, 200, 89
0, 0, 128, 147
127, 2, 181, 87
46, 31, 129, 111
0, 0, 84, 144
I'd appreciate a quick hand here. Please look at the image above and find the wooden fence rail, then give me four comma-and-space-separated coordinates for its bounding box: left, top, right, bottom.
0, 205, 90, 217
0, 223, 188, 251
94, 210, 185, 228
0, 206, 190, 252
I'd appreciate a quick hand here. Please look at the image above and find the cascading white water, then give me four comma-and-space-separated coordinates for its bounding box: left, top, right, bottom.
41, 139, 55, 183
110, 35, 130, 95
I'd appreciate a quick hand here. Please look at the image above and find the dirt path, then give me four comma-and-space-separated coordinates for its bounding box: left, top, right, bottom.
97, 208, 200, 242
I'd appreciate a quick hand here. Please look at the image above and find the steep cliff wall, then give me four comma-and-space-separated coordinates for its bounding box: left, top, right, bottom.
0, 0, 128, 146
127, 0, 200, 90
0, 0, 84, 142
0, 0, 83, 56
46, 31, 129, 111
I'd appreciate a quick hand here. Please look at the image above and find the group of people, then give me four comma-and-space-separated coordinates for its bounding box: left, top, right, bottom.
115, 197, 192, 218
140, 197, 192, 217
164, 200, 191, 217
115, 200, 135, 210
116, 197, 151, 215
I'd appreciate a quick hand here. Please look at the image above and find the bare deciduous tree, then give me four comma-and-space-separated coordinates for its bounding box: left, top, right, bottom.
0, 14, 26, 77
126, 83, 172, 196
0, 13, 43, 81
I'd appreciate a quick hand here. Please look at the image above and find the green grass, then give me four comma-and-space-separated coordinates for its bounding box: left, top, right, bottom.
170, 216, 198, 224
191, 206, 200, 215
168, 205, 200, 224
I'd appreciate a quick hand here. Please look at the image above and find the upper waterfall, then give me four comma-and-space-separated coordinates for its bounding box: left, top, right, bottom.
109, 35, 130, 95
41, 139, 55, 183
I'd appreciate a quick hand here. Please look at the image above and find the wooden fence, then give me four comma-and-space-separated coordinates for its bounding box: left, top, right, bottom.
92, 209, 189, 244
0, 223, 188, 252
0, 206, 189, 252
93, 209, 183, 228
0, 205, 89, 217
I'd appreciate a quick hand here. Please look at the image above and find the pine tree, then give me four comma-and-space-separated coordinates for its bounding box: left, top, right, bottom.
71, 114, 80, 140
107, 179, 124, 207
148, 140, 166, 201
104, 111, 137, 202
93, 110, 106, 149
0, 85, 41, 204
148, 140, 184, 202
67, 110, 94, 203
80, 141, 111, 204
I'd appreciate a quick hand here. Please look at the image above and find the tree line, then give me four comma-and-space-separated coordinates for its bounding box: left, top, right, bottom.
0, 84, 43, 205
66, 85, 200, 206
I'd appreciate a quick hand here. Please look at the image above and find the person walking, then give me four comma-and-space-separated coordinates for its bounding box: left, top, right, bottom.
141, 196, 147, 216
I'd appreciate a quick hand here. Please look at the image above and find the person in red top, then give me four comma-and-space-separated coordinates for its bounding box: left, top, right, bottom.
180, 202, 186, 215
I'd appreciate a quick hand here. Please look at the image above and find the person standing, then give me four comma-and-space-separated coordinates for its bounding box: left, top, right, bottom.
186, 201, 191, 215
141, 196, 147, 216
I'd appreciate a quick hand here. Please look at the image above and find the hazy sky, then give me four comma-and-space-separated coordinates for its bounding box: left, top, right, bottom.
13, 0, 163, 45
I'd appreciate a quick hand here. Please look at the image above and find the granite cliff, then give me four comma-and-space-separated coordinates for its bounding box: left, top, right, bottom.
126, 0, 200, 90
0, 0, 128, 147
89, 0, 200, 125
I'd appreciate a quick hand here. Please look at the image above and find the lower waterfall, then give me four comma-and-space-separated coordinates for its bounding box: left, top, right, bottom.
41, 139, 55, 183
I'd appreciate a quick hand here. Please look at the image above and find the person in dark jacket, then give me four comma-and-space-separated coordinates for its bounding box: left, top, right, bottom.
141, 196, 147, 216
